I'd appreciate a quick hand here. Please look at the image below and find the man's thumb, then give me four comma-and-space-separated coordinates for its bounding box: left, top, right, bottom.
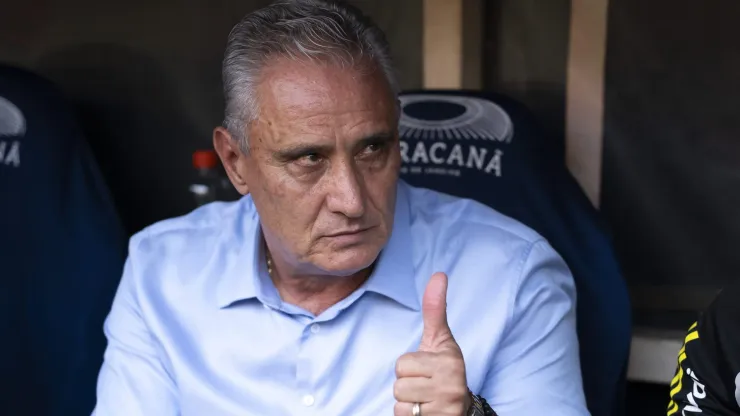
419, 272, 452, 350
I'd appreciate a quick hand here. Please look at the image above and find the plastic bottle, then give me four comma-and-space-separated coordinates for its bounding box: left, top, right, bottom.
189, 150, 220, 207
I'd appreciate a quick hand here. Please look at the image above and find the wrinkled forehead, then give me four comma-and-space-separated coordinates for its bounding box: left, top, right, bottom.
251, 58, 398, 147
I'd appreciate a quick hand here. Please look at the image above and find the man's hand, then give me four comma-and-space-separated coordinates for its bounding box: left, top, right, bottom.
394, 272, 471, 416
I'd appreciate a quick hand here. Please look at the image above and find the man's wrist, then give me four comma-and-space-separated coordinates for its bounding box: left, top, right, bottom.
463, 390, 473, 415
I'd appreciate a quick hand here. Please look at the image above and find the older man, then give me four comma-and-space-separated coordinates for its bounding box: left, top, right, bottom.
92, 1, 588, 415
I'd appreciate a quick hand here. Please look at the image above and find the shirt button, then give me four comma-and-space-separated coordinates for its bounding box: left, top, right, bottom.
302, 394, 315, 406
310, 323, 320, 334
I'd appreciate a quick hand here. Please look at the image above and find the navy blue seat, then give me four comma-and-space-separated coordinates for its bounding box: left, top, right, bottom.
398, 90, 631, 416
0, 65, 126, 415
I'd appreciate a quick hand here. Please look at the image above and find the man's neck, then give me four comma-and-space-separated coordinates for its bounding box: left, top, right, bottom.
266, 253, 372, 316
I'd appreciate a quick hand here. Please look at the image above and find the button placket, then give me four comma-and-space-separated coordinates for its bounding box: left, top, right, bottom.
295, 321, 319, 413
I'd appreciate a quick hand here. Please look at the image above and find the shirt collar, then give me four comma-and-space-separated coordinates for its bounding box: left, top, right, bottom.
362, 181, 419, 310
216, 201, 263, 308
216, 181, 419, 311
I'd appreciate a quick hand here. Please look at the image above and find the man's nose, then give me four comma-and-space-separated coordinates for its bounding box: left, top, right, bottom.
325, 161, 365, 219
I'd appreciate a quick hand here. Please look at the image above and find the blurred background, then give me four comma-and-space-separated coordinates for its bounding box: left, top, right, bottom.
2, 0, 739, 414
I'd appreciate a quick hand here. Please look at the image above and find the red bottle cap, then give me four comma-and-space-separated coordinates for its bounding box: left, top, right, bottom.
192, 150, 218, 169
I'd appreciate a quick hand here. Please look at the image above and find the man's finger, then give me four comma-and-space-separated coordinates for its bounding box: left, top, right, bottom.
393, 376, 435, 402
395, 351, 437, 378
420, 272, 452, 350
394, 401, 424, 416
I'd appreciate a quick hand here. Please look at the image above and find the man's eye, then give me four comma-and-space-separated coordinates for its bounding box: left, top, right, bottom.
295, 153, 322, 166
361, 142, 384, 155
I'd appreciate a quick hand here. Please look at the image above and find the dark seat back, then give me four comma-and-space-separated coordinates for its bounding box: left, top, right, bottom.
398, 90, 631, 416
0, 65, 126, 415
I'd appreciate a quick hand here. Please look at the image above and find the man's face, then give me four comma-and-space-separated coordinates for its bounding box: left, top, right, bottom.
221, 58, 400, 275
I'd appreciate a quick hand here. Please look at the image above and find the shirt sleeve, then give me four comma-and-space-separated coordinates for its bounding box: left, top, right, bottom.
92, 241, 179, 416
667, 286, 740, 415
480, 240, 589, 415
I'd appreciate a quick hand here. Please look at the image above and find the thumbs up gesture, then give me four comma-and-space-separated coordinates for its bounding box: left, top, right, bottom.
393, 272, 471, 416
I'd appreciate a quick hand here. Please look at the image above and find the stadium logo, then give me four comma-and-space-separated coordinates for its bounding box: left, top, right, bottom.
398, 94, 513, 178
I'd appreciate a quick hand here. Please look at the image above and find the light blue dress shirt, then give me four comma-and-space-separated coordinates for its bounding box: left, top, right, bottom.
93, 180, 589, 415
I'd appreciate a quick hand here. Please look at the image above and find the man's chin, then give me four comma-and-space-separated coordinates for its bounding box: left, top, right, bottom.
315, 249, 380, 277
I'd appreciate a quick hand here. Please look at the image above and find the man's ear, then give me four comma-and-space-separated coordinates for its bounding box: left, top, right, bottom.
213, 126, 250, 195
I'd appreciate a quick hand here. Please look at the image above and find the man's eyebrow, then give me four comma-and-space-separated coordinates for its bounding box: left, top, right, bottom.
356, 132, 396, 148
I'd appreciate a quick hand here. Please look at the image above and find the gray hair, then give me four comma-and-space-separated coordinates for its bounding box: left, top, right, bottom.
222, 0, 400, 153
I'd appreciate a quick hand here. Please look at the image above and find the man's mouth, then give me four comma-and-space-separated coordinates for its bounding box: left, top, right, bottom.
324, 227, 373, 238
